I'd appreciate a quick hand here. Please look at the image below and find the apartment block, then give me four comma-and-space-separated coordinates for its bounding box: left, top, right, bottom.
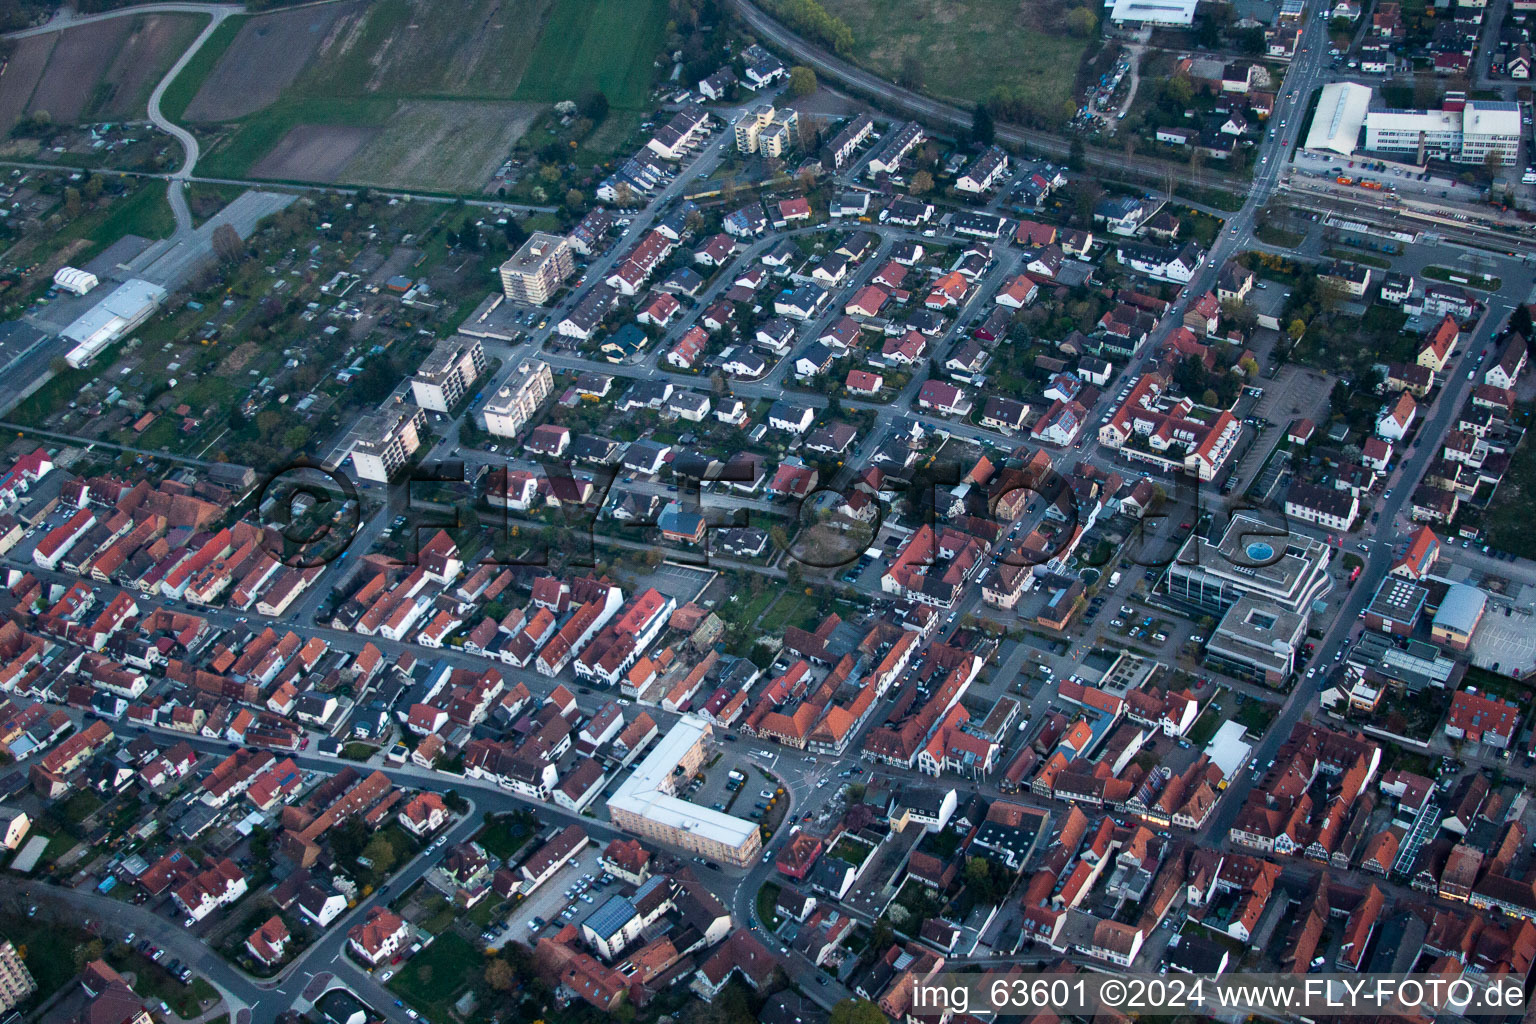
499, 233, 575, 305
410, 336, 487, 412
483, 360, 555, 438
0, 940, 34, 1013
350, 404, 428, 483
734, 104, 799, 157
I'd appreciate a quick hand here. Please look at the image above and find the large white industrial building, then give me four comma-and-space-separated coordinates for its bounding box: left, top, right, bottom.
1304, 82, 1373, 157
62, 279, 167, 368
1107, 0, 1199, 24
52, 267, 98, 296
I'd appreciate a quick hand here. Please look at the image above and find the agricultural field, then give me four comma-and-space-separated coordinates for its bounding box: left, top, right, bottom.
812, 0, 1091, 119
336, 100, 544, 193
0, 12, 207, 133
180, 5, 356, 122
171, 0, 667, 191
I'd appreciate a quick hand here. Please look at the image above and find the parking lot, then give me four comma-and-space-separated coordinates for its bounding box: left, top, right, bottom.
1468, 600, 1536, 678
492, 844, 609, 944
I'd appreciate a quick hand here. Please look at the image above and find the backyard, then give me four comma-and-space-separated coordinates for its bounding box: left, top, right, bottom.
388, 932, 479, 1021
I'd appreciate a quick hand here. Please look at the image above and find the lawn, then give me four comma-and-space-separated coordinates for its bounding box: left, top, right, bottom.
475, 812, 536, 860
761, 590, 821, 632
194, 95, 397, 180
1234, 700, 1273, 736
0, 913, 80, 1000
1187, 702, 1226, 746
1323, 247, 1391, 270
388, 932, 478, 1020
807, 0, 1089, 120
756, 881, 782, 931
1423, 265, 1501, 291
1256, 224, 1305, 247
827, 833, 875, 867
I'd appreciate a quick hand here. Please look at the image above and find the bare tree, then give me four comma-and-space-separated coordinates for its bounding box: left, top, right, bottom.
212, 223, 245, 265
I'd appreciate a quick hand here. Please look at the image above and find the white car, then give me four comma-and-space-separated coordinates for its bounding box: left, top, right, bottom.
380, 970, 394, 982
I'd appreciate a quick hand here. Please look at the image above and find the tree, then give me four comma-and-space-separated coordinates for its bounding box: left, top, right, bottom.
486, 958, 516, 991
1065, 6, 1099, 37
910, 170, 934, 195
830, 1000, 888, 1024
1164, 72, 1195, 108
970, 103, 995, 147
564, 189, 584, 211
1068, 137, 1086, 171
1288, 318, 1307, 342
898, 53, 925, 90
213, 223, 245, 265
788, 66, 818, 98
579, 90, 610, 122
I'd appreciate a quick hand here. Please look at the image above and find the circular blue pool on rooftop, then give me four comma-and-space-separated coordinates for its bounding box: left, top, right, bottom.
1246, 541, 1275, 561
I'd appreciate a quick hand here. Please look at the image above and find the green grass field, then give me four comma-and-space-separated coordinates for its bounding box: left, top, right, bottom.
813, 0, 1089, 115
512, 0, 668, 109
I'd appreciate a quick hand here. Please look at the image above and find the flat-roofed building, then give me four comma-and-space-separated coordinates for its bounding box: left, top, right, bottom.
1365, 101, 1520, 164
1161, 513, 1333, 619
1205, 593, 1307, 686
608, 715, 762, 867
500, 232, 575, 305
411, 336, 487, 412
483, 360, 554, 438
350, 403, 427, 483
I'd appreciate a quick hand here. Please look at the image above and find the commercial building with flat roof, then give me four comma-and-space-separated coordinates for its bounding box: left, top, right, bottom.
1108, 0, 1198, 24
1161, 513, 1333, 619
499, 232, 575, 305
1366, 101, 1521, 164
608, 715, 762, 867
482, 360, 554, 438
1204, 593, 1307, 686
410, 336, 487, 412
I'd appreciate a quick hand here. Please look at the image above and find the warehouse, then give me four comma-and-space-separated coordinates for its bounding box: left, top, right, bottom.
52, 267, 99, 296
1304, 82, 1372, 157
62, 279, 167, 368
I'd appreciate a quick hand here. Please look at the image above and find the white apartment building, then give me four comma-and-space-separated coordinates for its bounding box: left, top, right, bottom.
734, 104, 800, 157
349, 403, 427, 483
499, 232, 575, 305
482, 360, 554, 438
410, 336, 487, 412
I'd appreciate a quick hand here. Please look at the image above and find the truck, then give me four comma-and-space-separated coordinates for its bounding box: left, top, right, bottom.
1108, 570, 1123, 588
